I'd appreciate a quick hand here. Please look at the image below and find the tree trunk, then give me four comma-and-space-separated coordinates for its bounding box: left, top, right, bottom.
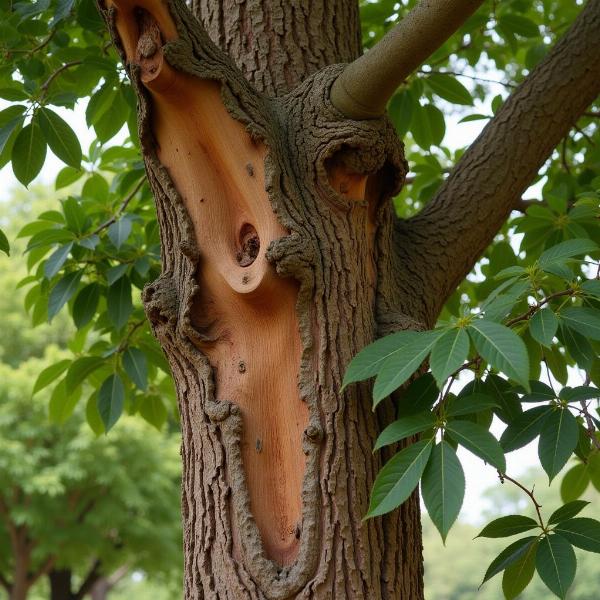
49, 569, 75, 600
103, 0, 423, 598
9, 542, 30, 600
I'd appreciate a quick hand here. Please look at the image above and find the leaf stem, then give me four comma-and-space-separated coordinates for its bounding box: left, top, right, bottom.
92, 177, 146, 235
498, 471, 546, 530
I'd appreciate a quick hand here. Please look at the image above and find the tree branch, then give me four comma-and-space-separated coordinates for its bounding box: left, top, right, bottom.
74, 559, 102, 600
395, 0, 600, 325
330, 0, 484, 118
28, 556, 56, 585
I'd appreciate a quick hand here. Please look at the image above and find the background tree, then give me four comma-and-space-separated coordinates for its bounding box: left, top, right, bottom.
0, 0, 599, 599
0, 198, 182, 600
0, 356, 181, 600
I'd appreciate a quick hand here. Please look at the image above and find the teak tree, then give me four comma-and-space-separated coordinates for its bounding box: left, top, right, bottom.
94, 0, 600, 598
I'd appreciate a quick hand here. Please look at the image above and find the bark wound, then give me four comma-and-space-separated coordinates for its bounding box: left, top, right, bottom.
112, 0, 307, 565
104, 1, 421, 598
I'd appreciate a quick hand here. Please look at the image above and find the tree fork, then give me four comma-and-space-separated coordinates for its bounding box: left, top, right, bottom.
102, 0, 423, 598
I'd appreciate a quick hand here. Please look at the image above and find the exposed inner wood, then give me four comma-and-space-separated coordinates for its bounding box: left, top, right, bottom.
110, 1, 308, 565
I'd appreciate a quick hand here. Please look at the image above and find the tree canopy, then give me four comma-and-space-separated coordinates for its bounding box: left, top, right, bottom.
0, 0, 599, 598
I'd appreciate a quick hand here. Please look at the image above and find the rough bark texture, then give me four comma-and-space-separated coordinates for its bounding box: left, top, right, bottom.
102, 0, 600, 598
189, 0, 361, 95
396, 0, 600, 326
103, 0, 424, 598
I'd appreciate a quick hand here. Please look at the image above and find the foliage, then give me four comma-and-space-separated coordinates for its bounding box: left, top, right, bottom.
0, 0, 599, 598
0, 352, 182, 595
423, 468, 600, 599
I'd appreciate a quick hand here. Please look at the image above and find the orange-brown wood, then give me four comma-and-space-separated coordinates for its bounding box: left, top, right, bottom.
109, 0, 308, 564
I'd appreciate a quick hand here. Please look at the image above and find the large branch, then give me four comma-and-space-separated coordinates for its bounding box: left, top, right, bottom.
330, 0, 484, 118
395, 0, 600, 325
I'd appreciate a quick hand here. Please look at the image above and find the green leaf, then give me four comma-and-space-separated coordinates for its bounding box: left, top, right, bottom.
108, 216, 133, 250
520, 380, 556, 402
446, 392, 498, 418
49, 379, 81, 424
426, 73, 473, 105
374, 412, 436, 451
366, 438, 433, 518
536, 534, 576, 599
559, 385, 600, 403
44, 242, 73, 279
65, 356, 105, 394
486, 373, 522, 423
388, 89, 413, 136
72, 283, 100, 329
0, 107, 25, 155
55, 166, 83, 190
477, 515, 539, 538
11, 121, 47, 187
481, 537, 538, 585
411, 103, 445, 149
47, 270, 82, 321
458, 113, 491, 123
374, 331, 443, 406
0, 229, 9, 255
548, 501, 590, 525
582, 279, 600, 299
123, 347, 148, 391
498, 14, 539, 38
36, 107, 82, 168
107, 275, 133, 329
343, 330, 421, 388
560, 307, 600, 341
538, 238, 598, 267
97, 374, 124, 432
421, 441, 465, 542
560, 463, 590, 503
468, 320, 530, 389
559, 325, 595, 370
554, 518, 600, 553
429, 327, 469, 387
106, 264, 128, 286
502, 538, 538, 599
62, 197, 88, 235
529, 308, 558, 347
446, 420, 506, 471
397, 372, 440, 417
32, 359, 71, 395
538, 409, 579, 482
140, 395, 168, 430
494, 265, 526, 280
500, 406, 552, 452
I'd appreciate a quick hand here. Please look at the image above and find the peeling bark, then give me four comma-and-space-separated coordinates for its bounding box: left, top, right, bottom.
103, 0, 423, 598
101, 0, 600, 598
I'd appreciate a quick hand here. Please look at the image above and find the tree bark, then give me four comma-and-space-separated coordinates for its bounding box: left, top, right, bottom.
103, 0, 422, 598
100, 0, 600, 599
49, 569, 75, 600
190, 0, 361, 95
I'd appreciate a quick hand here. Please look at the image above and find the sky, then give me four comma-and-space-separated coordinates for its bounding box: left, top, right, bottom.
0, 73, 567, 524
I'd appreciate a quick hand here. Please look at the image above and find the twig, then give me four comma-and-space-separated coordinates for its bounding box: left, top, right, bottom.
574, 125, 596, 147
499, 472, 545, 529
579, 373, 600, 451
505, 289, 575, 327
40, 60, 83, 97
420, 68, 518, 89
92, 177, 146, 235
